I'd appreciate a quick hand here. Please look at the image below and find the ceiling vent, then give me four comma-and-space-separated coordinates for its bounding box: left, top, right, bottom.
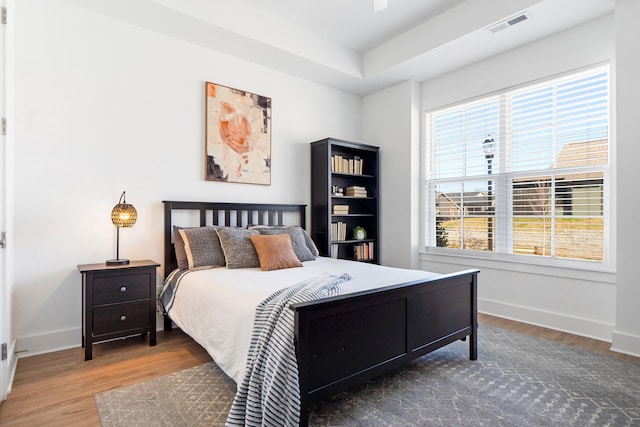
488, 12, 529, 34
372, 0, 388, 12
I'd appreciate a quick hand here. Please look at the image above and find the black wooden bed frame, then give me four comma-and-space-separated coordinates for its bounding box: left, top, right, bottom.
162, 200, 479, 426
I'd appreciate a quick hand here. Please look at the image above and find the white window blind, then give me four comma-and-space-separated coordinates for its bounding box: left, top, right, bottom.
427, 65, 609, 262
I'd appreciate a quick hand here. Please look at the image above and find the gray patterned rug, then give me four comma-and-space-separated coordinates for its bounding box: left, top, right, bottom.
95, 326, 640, 426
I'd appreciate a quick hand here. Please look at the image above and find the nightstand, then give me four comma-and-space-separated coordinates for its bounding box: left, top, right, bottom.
78, 260, 160, 360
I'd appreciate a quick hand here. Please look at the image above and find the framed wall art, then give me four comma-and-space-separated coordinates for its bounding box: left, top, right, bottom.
205, 82, 272, 185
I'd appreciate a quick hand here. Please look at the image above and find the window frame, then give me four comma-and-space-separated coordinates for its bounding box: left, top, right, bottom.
423, 65, 612, 272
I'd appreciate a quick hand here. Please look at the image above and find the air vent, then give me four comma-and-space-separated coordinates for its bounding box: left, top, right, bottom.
372, 0, 388, 12
488, 12, 529, 33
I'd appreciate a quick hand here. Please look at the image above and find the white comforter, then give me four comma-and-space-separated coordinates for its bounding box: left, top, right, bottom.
167, 257, 439, 385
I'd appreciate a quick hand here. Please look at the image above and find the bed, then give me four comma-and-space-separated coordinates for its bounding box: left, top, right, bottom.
161, 200, 479, 426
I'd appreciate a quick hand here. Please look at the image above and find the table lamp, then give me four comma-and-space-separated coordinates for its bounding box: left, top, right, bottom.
106, 191, 137, 265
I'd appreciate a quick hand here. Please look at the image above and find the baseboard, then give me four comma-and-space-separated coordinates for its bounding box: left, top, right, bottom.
611, 330, 640, 358
16, 314, 168, 358
6, 339, 17, 396
479, 298, 614, 343
16, 328, 81, 358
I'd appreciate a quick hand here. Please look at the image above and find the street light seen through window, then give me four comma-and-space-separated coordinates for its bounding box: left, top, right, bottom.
483, 136, 495, 160
483, 136, 495, 251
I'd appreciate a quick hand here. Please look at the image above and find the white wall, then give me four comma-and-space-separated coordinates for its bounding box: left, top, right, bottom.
363, 80, 421, 269
13, 0, 639, 359
418, 15, 620, 344
12, 0, 362, 356
356, 15, 630, 348
613, 0, 640, 356
361, 9, 639, 356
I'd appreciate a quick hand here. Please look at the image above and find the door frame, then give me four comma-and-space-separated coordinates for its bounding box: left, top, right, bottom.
0, 0, 15, 402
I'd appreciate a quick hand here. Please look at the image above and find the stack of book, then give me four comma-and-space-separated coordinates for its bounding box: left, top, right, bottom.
346, 186, 367, 197
332, 205, 349, 215
330, 222, 347, 241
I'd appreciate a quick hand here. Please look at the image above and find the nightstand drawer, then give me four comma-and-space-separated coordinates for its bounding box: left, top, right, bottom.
92, 273, 150, 305
92, 301, 150, 335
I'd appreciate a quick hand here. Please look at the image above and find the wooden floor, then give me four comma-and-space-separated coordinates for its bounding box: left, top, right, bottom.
0, 314, 638, 426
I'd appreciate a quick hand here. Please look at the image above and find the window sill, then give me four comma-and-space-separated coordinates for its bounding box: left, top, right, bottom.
420, 248, 615, 284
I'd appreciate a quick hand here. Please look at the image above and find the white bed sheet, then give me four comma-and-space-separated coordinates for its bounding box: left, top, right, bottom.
168, 257, 440, 385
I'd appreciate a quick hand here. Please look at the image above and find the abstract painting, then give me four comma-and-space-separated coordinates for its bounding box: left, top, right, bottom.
205, 82, 271, 185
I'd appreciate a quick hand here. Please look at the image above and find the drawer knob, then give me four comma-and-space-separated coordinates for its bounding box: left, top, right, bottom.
120, 286, 127, 293
120, 315, 127, 322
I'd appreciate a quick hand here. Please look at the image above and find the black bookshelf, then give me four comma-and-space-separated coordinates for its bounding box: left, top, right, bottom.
311, 138, 379, 263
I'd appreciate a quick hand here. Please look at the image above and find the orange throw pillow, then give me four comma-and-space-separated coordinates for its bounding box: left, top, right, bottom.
249, 233, 303, 271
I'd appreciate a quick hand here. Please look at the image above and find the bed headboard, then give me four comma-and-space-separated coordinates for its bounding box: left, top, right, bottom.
163, 201, 307, 277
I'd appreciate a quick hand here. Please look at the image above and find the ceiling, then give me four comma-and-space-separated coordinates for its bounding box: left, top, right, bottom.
63, 0, 614, 95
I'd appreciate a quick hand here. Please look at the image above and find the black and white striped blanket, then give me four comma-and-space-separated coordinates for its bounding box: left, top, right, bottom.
226, 273, 351, 427
159, 267, 188, 314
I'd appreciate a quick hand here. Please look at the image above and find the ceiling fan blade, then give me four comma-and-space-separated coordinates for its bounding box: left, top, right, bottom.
372, 0, 388, 12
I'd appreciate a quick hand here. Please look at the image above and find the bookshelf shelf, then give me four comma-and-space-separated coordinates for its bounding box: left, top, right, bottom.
331, 172, 376, 179
331, 213, 375, 217
311, 138, 379, 263
330, 239, 375, 244
331, 196, 375, 200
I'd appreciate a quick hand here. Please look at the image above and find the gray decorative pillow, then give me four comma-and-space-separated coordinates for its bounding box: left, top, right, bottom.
255, 226, 316, 261
177, 226, 225, 269
300, 228, 319, 257
216, 228, 261, 269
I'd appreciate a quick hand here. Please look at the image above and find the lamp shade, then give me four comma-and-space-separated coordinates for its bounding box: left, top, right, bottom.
111, 202, 137, 228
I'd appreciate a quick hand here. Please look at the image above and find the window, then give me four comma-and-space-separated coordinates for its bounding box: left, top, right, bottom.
425, 65, 609, 262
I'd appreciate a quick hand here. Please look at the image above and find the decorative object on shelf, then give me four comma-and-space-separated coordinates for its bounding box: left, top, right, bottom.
205, 81, 272, 185
107, 191, 137, 266
353, 226, 367, 240
331, 185, 344, 196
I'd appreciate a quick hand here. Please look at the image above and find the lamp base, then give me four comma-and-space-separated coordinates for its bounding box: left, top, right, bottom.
106, 258, 130, 266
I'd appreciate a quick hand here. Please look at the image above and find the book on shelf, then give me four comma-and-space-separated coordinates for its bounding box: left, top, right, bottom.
345, 185, 367, 197
331, 155, 341, 173
338, 157, 348, 174
353, 156, 359, 175
332, 205, 349, 215
331, 221, 347, 241
331, 243, 339, 258
354, 241, 375, 261
331, 154, 364, 175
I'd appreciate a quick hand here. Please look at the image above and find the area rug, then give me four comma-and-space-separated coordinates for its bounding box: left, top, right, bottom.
95, 326, 640, 426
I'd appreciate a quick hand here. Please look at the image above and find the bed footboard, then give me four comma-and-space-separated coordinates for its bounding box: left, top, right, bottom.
291, 269, 478, 426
